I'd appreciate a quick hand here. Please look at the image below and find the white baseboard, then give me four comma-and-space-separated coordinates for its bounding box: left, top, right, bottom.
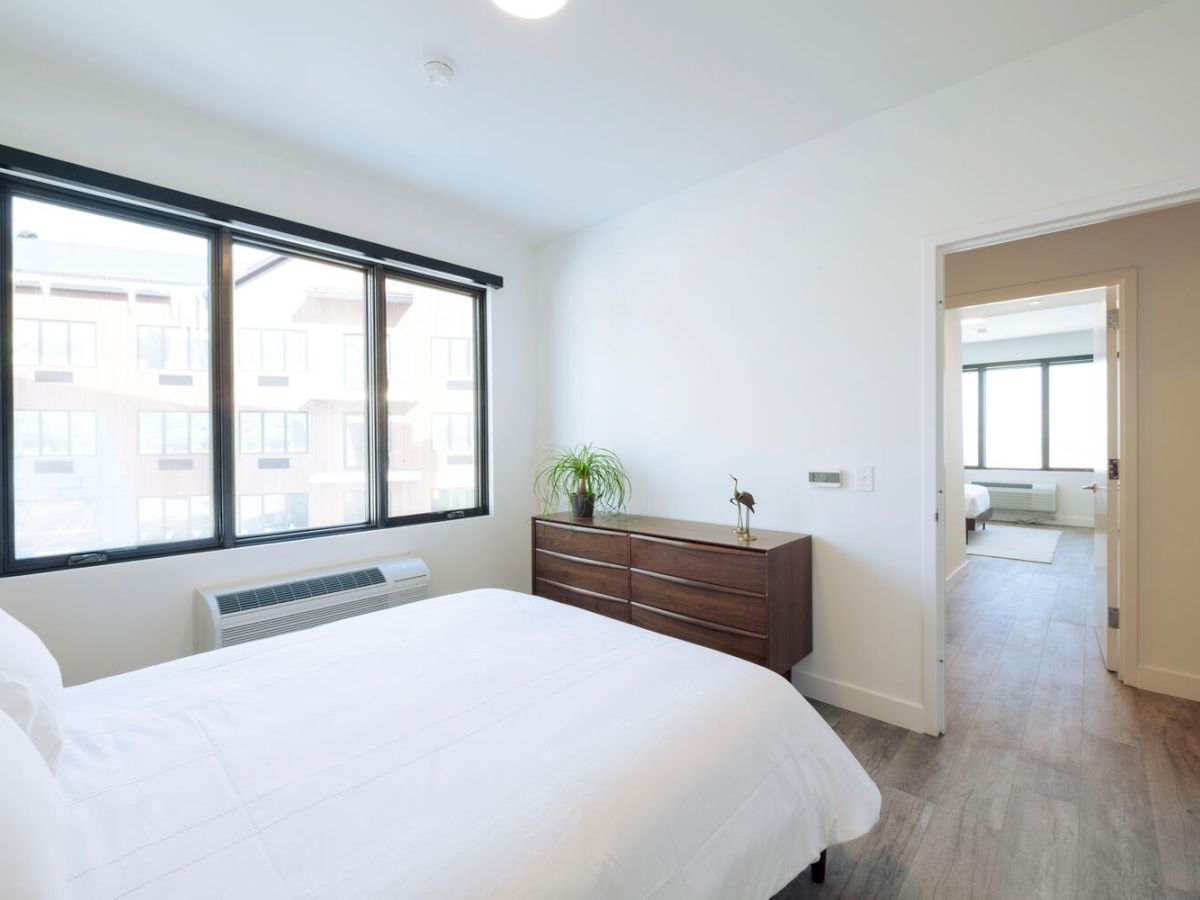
945, 559, 969, 592
1136, 664, 1200, 702
791, 670, 927, 734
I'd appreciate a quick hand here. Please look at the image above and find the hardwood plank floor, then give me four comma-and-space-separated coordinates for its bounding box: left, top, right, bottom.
774, 527, 1200, 900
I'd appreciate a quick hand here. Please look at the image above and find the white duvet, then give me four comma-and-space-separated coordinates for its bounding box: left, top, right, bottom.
58, 589, 879, 900
965, 483, 992, 518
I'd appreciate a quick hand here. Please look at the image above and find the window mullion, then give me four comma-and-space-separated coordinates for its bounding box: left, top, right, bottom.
369, 265, 389, 527
214, 228, 236, 548
977, 365, 987, 470
0, 180, 12, 574
1041, 361, 1051, 471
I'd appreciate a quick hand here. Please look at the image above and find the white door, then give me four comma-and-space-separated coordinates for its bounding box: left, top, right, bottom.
1088, 288, 1119, 671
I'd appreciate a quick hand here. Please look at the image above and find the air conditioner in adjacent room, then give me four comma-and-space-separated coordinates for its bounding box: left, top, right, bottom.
194, 555, 431, 652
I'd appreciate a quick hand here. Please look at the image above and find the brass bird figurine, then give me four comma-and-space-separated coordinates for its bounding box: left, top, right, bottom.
729, 475, 757, 541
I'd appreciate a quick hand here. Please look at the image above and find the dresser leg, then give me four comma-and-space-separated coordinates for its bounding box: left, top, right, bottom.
811, 849, 827, 883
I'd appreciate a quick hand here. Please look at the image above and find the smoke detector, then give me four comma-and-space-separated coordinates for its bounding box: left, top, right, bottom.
423, 58, 456, 87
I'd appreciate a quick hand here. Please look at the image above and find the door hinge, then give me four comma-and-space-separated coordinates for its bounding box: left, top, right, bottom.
1108, 607, 1120, 629
1109, 458, 1120, 480
1107, 308, 1120, 330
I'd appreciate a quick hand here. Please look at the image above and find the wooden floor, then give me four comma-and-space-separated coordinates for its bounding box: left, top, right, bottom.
777, 526, 1200, 899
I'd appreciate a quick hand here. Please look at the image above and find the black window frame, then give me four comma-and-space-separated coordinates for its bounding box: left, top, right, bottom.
0, 148, 493, 576
963, 354, 1094, 472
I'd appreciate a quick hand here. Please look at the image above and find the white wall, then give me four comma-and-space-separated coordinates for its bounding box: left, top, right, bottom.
537, 1, 1200, 730
0, 48, 539, 686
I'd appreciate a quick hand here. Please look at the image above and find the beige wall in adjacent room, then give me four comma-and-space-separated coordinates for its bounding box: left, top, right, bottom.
945, 200, 1200, 702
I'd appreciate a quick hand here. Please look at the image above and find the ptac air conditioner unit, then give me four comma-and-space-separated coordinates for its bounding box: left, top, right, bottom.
194, 555, 430, 652
972, 481, 1058, 514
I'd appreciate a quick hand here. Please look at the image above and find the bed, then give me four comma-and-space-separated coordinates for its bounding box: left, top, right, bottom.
964, 482, 993, 536
53, 588, 879, 900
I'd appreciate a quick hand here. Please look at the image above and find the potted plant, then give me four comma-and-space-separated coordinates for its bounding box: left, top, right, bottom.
535, 444, 631, 519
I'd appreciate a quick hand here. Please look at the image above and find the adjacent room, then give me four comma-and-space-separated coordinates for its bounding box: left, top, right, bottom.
1, 2, 1199, 899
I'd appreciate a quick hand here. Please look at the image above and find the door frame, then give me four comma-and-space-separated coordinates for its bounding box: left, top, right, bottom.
921, 173, 1200, 736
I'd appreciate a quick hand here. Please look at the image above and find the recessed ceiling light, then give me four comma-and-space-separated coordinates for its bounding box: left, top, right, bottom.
1028, 299, 1043, 305
962, 317, 986, 325
491, 0, 569, 18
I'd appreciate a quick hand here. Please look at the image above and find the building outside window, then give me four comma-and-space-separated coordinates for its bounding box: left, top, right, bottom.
14, 319, 96, 367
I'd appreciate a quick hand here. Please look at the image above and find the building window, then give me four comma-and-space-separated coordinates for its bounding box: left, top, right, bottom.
138, 411, 210, 455
237, 493, 309, 537
1, 160, 489, 574
963, 357, 1098, 471
137, 325, 209, 371
431, 412, 474, 453
238, 327, 307, 373
14, 411, 96, 457
137, 496, 212, 543
237, 411, 308, 454
431, 337, 473, 378
14, 319, 96, 367
344, 413, 366, 469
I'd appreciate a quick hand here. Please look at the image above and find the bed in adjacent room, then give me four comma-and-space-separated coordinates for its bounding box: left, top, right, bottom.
8, 589, 881, 900
964, 482, 993, 536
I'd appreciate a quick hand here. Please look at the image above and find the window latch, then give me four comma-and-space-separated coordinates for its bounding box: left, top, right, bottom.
67, 552, 108, 566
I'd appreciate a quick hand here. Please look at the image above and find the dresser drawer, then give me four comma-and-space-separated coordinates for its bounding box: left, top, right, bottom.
534, 521, 629, 566
534, 549, 629, 600
630, 570, 766, 635
632, 604, 767, 665
630, 536, 766, 594
535, 578, 630, 622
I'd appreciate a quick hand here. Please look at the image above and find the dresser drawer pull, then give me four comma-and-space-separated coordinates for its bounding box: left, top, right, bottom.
631, 602, 765, 640
630, 567, 762, 598
538, 520, 627, 537
537, 577, 625, 604
631, 534, 763, 556
535, 548, 626, 570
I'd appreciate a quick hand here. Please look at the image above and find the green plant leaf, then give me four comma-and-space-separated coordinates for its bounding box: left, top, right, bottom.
533, 443, 631, 514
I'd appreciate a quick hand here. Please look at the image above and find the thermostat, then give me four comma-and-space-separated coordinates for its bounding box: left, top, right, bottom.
808, 471, 843, 488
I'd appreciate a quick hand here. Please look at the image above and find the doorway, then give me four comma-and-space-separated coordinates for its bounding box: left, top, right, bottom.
941, 283, 1122, 737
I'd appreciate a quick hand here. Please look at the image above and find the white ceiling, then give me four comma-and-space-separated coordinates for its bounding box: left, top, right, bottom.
961, 288, 1106, 343
0, 0, 1169, 240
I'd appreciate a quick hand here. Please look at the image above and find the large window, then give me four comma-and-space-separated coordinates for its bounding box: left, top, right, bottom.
9, 195, 213, 561
1, 162, 491, 575
386, 276, 482, 518
963, 356, 1099, 471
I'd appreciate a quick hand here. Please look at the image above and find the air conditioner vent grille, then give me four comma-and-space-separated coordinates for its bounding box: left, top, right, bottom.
215, 567, 386, 615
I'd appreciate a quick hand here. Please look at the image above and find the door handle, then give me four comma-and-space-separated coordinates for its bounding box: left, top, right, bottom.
1081, 483, 1100, 493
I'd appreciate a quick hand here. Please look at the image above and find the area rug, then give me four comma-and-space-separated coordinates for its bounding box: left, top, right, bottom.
966, 523, 1062, 564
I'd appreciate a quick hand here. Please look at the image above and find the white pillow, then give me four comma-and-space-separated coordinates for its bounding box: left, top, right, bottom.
0, 607, 64, 769
0, 712, 66, 899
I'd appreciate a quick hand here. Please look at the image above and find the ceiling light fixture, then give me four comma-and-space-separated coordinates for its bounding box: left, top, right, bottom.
962, 317, 986, 325
491, 0, 569, 19
1028, 298, 1043, 305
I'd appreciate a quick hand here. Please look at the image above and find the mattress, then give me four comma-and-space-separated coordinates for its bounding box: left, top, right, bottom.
965, 483, 992, 518
57, 588, 880, 900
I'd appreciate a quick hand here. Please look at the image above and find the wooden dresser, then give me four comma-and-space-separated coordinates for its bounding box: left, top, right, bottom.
531, 513, 812, 674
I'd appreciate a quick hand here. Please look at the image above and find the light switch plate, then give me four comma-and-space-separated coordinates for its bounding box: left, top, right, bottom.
855, 465, 875, 492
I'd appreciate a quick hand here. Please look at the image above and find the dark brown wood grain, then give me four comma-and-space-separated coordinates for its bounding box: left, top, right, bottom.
532, 514, 812, 673
534, 549, 629, 599
630, 569, 766, 634
534, 521, 630, 566
630, 535, 767, 594
534, 577, 630, 623
537, 511, 801, 552
631, 603, 767, 666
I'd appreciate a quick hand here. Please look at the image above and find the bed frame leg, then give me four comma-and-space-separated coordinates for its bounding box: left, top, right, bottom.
811, 849, 827, 884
